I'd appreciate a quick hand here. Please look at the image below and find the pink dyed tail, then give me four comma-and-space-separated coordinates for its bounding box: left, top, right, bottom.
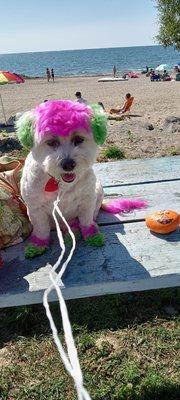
101, 198, 147, 214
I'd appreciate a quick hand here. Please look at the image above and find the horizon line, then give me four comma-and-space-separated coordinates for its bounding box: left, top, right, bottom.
0, 43, 161, 56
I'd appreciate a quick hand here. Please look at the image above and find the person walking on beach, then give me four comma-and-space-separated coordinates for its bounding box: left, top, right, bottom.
46, 68, 50, 82
51, 68, 55, 82
75, 91, 87, 104
113, 65, 117, 77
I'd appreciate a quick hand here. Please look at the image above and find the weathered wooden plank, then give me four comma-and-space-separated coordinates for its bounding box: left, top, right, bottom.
1, 223, 179, 308
97, 180, 180, 224
94, 156, 180, 186
1, 157, 180, 308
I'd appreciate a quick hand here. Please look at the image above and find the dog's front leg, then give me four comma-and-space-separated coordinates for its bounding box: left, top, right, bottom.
25, 206, 51, 258
78, 198, 104, 247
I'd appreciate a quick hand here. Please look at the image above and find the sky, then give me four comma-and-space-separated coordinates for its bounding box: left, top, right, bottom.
0, 0, 158, 54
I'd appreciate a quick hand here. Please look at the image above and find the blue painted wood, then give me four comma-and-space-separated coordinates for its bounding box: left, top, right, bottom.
0, 156, 180, 308
1, 223, 179, 308
94, 156, 180, 186
97, 180, 180, 224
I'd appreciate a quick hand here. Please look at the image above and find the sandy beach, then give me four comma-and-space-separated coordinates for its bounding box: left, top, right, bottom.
0, 74, 179, 159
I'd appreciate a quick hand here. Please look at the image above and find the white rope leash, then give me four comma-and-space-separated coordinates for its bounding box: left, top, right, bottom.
43, 194, 92, 400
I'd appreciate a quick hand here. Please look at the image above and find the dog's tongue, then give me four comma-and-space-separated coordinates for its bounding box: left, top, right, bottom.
61, 173, 76, 183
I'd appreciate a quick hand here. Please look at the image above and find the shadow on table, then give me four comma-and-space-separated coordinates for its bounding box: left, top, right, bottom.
0, 223, 149, 301
151, 227, 180, 243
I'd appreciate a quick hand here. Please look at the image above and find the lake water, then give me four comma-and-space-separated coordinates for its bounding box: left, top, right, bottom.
0, 46, 179, 77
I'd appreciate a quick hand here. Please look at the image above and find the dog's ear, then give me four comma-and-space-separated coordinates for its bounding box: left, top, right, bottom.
90, 104, 107, 145
16, 111, 35, 149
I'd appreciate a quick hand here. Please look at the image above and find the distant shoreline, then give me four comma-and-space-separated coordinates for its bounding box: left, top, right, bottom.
1, 46, 177, 79
22, 74, 111, 79
22, 73, 111, 79
21, 70, 144, 79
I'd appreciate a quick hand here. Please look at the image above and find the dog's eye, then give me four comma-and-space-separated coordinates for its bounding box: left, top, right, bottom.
73, 136, 84, 146
46, 139, 60, 149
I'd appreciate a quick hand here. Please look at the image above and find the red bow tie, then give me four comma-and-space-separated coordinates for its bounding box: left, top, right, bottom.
45, 177, 59, 192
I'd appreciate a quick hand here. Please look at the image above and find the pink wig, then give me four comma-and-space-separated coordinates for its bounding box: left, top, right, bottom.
35, 100, 93, 138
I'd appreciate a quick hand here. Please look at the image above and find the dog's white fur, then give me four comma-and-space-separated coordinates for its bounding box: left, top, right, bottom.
21, 130, 103, 241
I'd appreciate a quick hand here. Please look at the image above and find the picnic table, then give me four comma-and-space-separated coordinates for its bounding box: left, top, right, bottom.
0, 156, 180, 308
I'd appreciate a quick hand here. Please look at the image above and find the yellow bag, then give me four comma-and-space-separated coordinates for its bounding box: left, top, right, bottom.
0, 157, 32, 249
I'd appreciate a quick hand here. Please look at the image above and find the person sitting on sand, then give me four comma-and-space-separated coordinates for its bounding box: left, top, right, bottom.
109, 93, 134, 114
162, 70, 171, 81
75, 91, 88, 104
146, 68, 153, 77
150, 70, 160, 81
122, 73, 128, 79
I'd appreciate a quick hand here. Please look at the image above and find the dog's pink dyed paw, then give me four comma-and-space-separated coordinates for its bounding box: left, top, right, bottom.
69, 218, 80, 231
80, 223, 104, 247
85, 233, 104, 247
25, 244, 47, 258
80, 223, 99, 240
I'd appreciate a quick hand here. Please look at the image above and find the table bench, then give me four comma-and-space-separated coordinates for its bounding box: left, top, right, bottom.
0, 156, 180, 308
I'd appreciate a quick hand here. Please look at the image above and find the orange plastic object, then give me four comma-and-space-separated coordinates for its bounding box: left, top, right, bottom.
145, 210, 180, 234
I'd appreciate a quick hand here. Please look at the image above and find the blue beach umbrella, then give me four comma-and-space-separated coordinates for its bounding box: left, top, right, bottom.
156, 64, 171, 71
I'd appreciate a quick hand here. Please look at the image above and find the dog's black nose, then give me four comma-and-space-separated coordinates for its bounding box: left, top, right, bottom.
61, 158, 76, 171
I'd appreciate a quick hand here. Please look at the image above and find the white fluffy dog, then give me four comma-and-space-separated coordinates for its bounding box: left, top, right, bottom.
17, 99, 146, 258
16, 100, 107, 257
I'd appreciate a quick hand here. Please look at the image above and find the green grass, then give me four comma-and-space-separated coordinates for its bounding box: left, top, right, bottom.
103, 146, 125, 160
127, 130, 134, 142
0, 288, 179, 400
169, 147, 180, 156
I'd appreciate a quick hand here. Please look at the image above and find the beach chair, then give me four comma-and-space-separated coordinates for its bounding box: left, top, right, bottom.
108, 96, 134, 118
123, 96, 134, 113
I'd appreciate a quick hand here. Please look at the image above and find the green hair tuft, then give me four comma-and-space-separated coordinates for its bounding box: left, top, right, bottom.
16, 112, 35, 149
25, 244, 47, 258
85, 233, 104, 247
90, 104, 107, 145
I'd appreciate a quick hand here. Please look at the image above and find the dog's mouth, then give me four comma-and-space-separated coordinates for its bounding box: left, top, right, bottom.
61, 173, 76, 183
